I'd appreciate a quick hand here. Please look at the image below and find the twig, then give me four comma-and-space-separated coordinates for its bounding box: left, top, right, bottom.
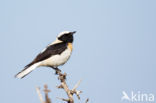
44, 85, 51, 103
72, 80, 82, 91
36, 85, 51, 103
56, 97, 69, 102
72, 80, 82, 99
36, 87, 45, 103
85, 98, 89, 103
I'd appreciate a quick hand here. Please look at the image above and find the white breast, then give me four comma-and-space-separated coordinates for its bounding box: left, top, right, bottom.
41, 48, 72, 67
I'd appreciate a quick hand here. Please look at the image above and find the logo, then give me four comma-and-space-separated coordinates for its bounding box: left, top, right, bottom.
121, 91, 154, 102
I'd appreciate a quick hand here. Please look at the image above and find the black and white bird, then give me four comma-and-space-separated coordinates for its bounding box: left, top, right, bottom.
15, 31, 76, 78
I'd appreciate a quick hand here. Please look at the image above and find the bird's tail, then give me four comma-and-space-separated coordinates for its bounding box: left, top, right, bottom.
15, 62, 41, 79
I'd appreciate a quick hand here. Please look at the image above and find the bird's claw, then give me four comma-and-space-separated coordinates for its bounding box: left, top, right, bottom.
55, 69, 61, 75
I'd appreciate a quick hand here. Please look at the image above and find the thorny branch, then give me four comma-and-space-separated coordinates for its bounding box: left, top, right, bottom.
36, 70, 88, 103
56, 71, 82, 103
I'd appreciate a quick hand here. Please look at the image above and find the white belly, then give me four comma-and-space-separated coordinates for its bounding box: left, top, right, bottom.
41, 48, 72, 67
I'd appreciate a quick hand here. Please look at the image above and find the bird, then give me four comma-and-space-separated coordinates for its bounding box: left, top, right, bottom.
15, 31, 76, 79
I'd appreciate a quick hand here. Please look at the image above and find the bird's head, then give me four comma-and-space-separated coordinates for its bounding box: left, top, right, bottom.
57, 31, 76, 43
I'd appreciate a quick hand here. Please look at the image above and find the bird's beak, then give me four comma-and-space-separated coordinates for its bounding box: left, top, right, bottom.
71, 31, 76, 34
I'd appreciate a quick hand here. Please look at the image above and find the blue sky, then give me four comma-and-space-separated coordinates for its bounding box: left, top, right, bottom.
0, 0, 156, 103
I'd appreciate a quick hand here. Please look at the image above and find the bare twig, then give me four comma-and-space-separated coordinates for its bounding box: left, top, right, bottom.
36, 87, 45, 103
36, 85, 51, 103
71, 80, 82, 100
44, 85, 51, 103
85, 98, 89, 103
56, 97, 69, 102
72, 80, 82, 91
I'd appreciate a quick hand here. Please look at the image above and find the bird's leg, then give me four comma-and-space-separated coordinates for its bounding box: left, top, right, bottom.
55, 67, 61, 75
50, 66, 61, 75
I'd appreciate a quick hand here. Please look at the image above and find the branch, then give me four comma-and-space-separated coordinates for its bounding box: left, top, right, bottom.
36, 70, 89, 103
57, 72, 74, 103
56, 70, 84, 103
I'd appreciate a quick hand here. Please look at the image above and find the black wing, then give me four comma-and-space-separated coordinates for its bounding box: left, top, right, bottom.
25, 42, 67, 67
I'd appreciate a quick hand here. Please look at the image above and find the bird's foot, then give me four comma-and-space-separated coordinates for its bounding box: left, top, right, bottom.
50, 66, 61, 75
55, 68, 61, 75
